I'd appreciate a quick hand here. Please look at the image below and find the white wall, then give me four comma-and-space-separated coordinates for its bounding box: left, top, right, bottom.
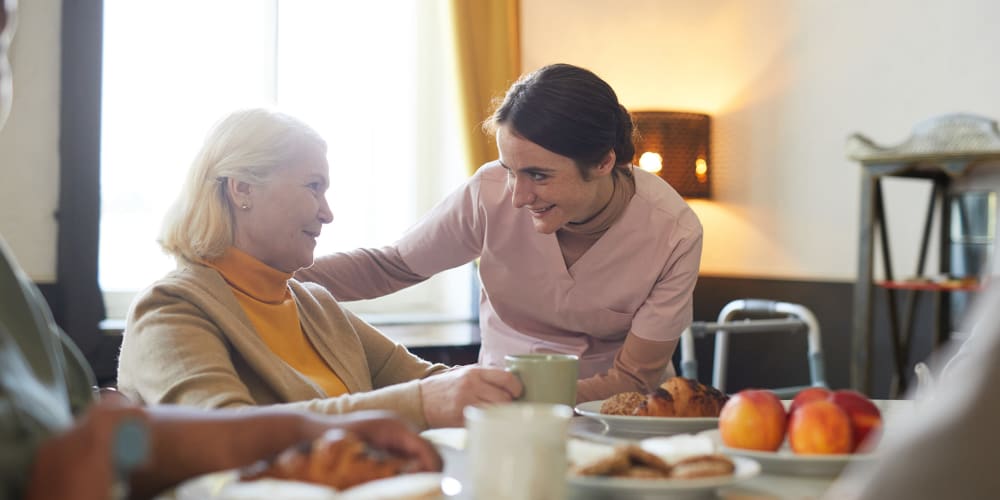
0, 0, 60, 281
522, 0, 1000, 280
3, 0, 1000, 283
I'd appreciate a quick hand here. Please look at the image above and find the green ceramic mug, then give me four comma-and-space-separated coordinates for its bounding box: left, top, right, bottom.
504, 353, 579, 406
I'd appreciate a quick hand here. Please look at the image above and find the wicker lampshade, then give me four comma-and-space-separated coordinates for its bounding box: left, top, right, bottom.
632, 111, 711, 199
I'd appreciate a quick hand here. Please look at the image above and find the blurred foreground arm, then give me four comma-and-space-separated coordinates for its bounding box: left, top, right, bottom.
26, 401, 440, 500
825, 285, 1000, 499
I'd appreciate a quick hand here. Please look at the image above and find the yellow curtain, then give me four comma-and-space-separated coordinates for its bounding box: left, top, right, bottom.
449, 0, 521, 175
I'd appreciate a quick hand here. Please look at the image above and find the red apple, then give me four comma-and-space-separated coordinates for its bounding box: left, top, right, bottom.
787, 400, 853, 455
788, 387, 832, 418
719, 389, 787, 452
829, 389, 883, 452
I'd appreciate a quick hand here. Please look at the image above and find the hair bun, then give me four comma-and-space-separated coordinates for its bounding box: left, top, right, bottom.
616, 105, 636, 166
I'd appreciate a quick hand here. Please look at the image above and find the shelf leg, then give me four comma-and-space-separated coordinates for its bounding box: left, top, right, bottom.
852, 174, 877, 394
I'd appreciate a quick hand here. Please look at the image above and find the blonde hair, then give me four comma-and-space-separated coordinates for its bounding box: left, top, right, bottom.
159, 108, 326, 262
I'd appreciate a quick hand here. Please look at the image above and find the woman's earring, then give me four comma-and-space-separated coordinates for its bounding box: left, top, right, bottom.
241, 203, 249, 210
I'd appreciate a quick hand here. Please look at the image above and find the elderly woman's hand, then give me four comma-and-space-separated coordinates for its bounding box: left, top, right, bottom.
418, 365, 523, 428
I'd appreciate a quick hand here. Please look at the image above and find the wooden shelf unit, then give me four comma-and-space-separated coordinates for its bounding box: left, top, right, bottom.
848, 114, 1000, 396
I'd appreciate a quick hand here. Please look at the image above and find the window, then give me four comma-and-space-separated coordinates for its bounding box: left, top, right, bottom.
100, 0, 472, 321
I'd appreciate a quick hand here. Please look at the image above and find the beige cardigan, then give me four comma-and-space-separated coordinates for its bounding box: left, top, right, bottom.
117, 261, 448, 428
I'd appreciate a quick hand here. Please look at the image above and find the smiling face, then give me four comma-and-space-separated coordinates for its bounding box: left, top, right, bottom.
497, 125, 616, 234
230, 146, 333, 272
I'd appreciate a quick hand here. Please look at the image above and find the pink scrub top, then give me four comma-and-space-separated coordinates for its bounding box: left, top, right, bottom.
391, 163, 702, 378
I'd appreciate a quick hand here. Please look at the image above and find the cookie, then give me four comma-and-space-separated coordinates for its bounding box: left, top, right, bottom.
668, 454, 735, 479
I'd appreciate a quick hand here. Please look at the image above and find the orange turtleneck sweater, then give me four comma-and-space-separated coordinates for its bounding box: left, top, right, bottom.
204, 247, 349, 397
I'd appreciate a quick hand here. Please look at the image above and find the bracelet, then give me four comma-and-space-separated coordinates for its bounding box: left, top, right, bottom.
110, 417, 150, 500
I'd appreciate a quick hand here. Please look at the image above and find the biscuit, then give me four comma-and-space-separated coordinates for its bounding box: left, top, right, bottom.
668, 454, 735, 479
616, 465, 670, 479
623, 445, 672, 475
572, 446, 631, 476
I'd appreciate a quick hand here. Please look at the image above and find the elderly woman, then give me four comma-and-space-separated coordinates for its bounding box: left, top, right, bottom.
117, 108, 520, 429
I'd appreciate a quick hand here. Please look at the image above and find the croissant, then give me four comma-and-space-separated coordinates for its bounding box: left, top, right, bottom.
632, 387, 677, 417
239, 429, 414, 490
633, 377, 729, 418
663, 377, 729, 417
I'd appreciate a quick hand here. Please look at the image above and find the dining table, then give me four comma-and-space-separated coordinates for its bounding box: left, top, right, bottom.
430, 398, 915, 500
156, 399, 915, 499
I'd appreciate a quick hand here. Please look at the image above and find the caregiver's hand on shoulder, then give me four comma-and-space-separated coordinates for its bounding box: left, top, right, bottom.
419, 365, 522, 428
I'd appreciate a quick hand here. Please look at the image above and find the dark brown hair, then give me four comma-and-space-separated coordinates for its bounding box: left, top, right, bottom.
485, 63, 635, 177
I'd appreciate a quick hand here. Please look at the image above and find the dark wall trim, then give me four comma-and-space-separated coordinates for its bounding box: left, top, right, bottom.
57, 0, 112, 383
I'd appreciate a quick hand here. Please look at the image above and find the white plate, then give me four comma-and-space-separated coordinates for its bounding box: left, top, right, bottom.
171, 470, 443, 500
567, 456, 760, 499
700, 429, 876, 477
173, 471, 337, 500
575, 400, 719, 438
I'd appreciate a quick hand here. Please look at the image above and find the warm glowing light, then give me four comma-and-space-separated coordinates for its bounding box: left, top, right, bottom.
638, 152, 663, 173
695, 158, 708, 183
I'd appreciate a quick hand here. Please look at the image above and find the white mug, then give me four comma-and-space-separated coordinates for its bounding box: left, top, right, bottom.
464, 403, 573, 500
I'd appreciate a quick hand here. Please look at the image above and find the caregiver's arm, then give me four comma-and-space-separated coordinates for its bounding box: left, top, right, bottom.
297, 247, 427, 301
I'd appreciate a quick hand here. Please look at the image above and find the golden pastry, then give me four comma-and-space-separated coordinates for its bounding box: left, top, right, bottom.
239, 429, 415, 490
633, 377, 729, 418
